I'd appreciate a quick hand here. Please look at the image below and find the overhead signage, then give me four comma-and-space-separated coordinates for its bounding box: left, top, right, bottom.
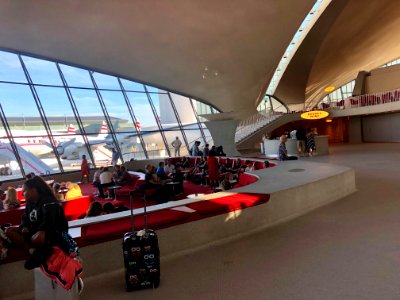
300, 110, 330, 120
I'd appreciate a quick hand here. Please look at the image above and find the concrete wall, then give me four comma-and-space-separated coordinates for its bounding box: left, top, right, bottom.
349, 116, 362, 143
365, 64, 400, 94
362, 112, 400, 142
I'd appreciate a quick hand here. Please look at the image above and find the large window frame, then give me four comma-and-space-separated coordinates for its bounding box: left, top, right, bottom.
0, 49, 220, 181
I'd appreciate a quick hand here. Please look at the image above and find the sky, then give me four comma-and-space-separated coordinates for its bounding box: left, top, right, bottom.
0, 51, 172, 127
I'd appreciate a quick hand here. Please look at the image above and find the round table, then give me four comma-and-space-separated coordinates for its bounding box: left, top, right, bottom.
107, 185, 122, 200
166, 181, 181, 194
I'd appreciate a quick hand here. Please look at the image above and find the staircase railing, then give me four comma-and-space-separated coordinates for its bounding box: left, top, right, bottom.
235, 111, 284, 143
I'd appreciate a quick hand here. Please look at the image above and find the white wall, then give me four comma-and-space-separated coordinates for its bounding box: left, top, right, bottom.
365, 64, 400, 94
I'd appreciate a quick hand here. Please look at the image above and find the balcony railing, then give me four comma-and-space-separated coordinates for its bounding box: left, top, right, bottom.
318, 88, 400, 110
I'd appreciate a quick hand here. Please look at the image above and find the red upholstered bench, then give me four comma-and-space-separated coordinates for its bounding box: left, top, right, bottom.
0, 206, 25, 225
116, 174, 141, 196
96, 199, 125, 208
62, 195, 93, 221
16, 188, 24, 200
253, 161, 265, 170
187, 193, 270, 215
234, 173, 258, 188
82, 209, 191, 241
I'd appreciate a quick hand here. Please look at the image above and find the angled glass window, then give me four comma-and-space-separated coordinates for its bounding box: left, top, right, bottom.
59, 64, 94, 88
21, 56, 63, 86
69, 88, 106, 134
120, 79, 145, 92
126, 91, 168, 158
0, 121, 23, 180
0, 48, 220, 178
0, 52, 27, 83
92, 72, 120, 90
0, 83, 61, 175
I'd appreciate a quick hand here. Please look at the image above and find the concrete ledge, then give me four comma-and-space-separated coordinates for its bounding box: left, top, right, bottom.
78, 165, 355, 277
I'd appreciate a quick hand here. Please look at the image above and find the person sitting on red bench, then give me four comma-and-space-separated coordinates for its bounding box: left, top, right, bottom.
5, 176, 69, 269
116, 166, 132, 186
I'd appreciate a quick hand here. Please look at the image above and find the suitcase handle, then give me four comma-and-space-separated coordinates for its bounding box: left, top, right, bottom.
129, 190, 149, 232
129, 191, 135, 232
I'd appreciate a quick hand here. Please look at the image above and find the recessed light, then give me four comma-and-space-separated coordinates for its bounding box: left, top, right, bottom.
324, 86, 335, 92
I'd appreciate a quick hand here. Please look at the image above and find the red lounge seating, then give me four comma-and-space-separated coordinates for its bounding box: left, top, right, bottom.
186, 201, 227, 215
116, 174, 141, 196
234, 173, 258, 188
62, 196, 93, 221
253, 161, 265, 170
82, 209, 191, 241
187, 193, 270, 214
0, 206, 25, 225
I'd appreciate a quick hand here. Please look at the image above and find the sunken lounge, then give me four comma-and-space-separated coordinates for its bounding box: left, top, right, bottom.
0, 156, 355, 299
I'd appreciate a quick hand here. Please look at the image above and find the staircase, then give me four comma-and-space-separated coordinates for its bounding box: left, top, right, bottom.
235, 112, 301, 151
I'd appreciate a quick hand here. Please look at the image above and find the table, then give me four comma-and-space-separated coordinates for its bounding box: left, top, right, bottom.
166, 181, 181, 194
181, 169, 191, 181
194, 172, 205, 185
107, 185, 122, 200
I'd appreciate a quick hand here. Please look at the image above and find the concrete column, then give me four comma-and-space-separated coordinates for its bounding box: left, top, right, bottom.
205, 119, 241, 156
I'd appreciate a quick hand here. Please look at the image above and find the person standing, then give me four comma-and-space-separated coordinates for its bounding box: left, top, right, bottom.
111, 148, 120, 167
203, 144, 210, 157
296, 127, 306, 157
290, 128, 297, 140
306, 128, 317, 157
81, 154, 90, 183
171, 136, 182, 157
190, 141, 202, 156
207, 151, 219, 189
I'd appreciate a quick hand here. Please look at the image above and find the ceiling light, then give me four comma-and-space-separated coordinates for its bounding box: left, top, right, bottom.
324, 86, 335, 92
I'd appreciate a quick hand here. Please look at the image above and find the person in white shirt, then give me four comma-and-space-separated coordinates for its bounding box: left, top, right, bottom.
164, 159, 175, 176
171, 137, 182, 157
290, 129, 297, 139
98, 167, 115, 198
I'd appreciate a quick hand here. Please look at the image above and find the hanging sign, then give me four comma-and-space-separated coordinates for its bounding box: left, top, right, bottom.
300, 110, 329, 120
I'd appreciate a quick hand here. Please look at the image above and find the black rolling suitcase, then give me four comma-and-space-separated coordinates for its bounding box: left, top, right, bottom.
123, 191, 160, 291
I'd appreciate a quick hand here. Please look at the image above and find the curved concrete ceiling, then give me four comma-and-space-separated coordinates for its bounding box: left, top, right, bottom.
275, 0, 400, 109
0, 0, 315, 119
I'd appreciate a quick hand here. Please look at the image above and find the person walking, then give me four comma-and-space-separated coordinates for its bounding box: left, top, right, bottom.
171, 136, 182, 156
81, 154, 90, 183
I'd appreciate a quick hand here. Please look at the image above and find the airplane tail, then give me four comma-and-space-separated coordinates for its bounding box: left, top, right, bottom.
98, 121, 108, 139
67, 124, 76, 135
